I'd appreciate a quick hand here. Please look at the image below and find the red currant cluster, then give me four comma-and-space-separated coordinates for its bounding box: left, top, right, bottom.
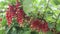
6, 0, 49, 32
30, 19, 49, 32
6, 0, 25, 26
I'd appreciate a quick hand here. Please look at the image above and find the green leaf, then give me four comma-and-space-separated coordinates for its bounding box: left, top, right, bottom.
31, 31, 39, 34
45, 16, 55, 23
48, 23, 55, 29
2, 18, 7, 26
56, 23, 60, 31
47, 31, 53, 34
0, 30, 5, 34
23, 0, 33, 15
53, 0, 60, 5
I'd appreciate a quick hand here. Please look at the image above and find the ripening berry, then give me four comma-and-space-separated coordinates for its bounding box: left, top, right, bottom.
6, 7, 15, 26
6, 0, 26, 27
0, 18, 2, 22
8, 4, 14, 12
41, 22, 48, 32
30, 19, 41, 30
16, 0, 21, 9
16, 8, 24, 25
30, 19, 49, 32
